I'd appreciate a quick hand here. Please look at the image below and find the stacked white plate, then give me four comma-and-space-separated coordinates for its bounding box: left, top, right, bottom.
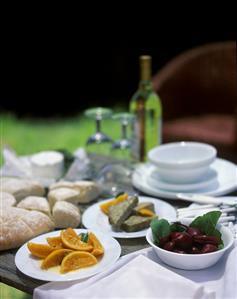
132, 142, 237, 199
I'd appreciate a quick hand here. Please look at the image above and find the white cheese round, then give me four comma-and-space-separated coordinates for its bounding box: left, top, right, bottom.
30, 151, 64, 179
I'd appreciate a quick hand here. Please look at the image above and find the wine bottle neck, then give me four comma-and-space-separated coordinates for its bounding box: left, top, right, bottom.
139, 80, 153, 91
140, 55, 152, 81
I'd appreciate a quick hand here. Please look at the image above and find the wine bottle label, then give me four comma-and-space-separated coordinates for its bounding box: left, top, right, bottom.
131, 99, 145, 161
158, 118, 162, 145
131, 118, 140, 161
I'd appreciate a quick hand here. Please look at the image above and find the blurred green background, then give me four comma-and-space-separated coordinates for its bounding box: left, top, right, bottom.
1, 113, 122, 156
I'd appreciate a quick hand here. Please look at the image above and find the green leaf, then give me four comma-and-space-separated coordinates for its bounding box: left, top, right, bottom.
115, 191, 125, 198
212, 229, 223, 245
190, 211, 221, 234
151, 218, 171, 245
170, 222, 186, 232
190, 211, 223, 244
80, 232, 89, 243
218, 244, 224, 250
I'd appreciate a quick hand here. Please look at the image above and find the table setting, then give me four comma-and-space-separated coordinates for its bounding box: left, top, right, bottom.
1, 55, 237, 299
1, 139, 237, 299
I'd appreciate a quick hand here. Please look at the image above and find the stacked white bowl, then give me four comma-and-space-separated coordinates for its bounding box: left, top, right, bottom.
148, 142, 217, 184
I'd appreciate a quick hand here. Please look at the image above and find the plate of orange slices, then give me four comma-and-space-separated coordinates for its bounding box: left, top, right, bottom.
15, 228, 121, 281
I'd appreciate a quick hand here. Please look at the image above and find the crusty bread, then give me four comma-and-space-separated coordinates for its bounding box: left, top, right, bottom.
48, 187, 81, 207
71, 181, 100, 203
1, 192, 16, 208
49, 181, 100, 203
17, 196, 50, 216
50, 181, 75, 190
0, 207, 54, 250
1, 177, 45, 202
52, 201, 81, 228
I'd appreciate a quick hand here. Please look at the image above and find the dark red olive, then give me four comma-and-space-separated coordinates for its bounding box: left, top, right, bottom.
189, 246, 201, 254
159, 235, 170, 247
172, 232, 193, 249
193, 235, 219, 245
201, 244, 218, 253
187, 227, 202, 237
170, 232, 182, 241
173, 249, 187, 254
163, 241, 175, 251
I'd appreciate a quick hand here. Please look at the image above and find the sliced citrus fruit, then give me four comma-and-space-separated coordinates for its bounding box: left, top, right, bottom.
27, 243, 55, 258
46, 236, 64, 249
100, 193, 128, 215
61, 228, 93, 251
60, 251, 97, 273
137, 208, 155, 217
89, 232, 104, 257
41, 249, 73, 269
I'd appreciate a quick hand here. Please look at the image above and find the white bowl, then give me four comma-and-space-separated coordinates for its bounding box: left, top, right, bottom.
148, 142, 217, 183
146, 219, 233, 270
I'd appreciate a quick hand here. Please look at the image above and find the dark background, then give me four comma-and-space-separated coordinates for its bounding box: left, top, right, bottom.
2, 26, 236, 117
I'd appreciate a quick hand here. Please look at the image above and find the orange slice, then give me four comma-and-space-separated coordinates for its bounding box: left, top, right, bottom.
137, 208, 155, 217
89, 232, 104, 257
27, 243, 55, 258
61, 228, 93, 251
47, 236, 64, 249
60, 251, 97, 273
100, 193, 128, 215
41, 249, 73, 269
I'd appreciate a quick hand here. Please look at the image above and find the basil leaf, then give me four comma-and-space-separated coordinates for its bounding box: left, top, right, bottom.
218, 244, 224, 250
151, 218, 170, 245
115, 191, 125, 198
170, 222, 186, 232
212, 229, 223, 245
80, 233, 89, 243
190, 211, 223, 244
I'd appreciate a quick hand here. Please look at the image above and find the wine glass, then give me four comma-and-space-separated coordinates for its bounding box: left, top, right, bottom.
95, 162, 135, 197
84, 107, 113, 155
111, 112, 134, 160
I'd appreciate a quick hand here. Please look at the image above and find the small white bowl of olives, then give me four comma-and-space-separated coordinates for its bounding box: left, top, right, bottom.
146, 215, 234, 270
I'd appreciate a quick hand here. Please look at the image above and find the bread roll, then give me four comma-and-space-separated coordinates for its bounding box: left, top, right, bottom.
72, 181, 100, 203
1, 192, 16, 208
1, 177, 45, 201
52, 201, 81, 228
50, 181, 100, 203
50, 181, 74, 190
48, 187, 80, 207
0, 207, 54, 250
17, 196, 50, 216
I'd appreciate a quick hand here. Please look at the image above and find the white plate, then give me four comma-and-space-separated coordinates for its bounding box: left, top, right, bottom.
82, 196, 176, 238
148, 168, 217, 192
15, 229, 121, 282
132, 158, 237, 200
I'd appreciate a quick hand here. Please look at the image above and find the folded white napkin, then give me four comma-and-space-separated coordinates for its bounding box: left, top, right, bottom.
63, 255, 212, 299
35, 246, 237, 299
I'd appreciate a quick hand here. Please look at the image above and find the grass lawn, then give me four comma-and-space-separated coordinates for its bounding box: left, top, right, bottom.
0, 111, 125, 299
1, 111, 125, 162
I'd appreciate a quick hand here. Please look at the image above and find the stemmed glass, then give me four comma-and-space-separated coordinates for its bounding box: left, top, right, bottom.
84, 107, 113, 155
95, 162, 134, 197
94, 112, 135, 197
111, 112, 134, 160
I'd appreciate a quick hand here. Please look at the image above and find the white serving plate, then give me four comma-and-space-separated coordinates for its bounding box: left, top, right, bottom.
82, 196, 176, 238
15, 229, 121, 282
148, 168, 217, 192
132, 158, 237, 200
